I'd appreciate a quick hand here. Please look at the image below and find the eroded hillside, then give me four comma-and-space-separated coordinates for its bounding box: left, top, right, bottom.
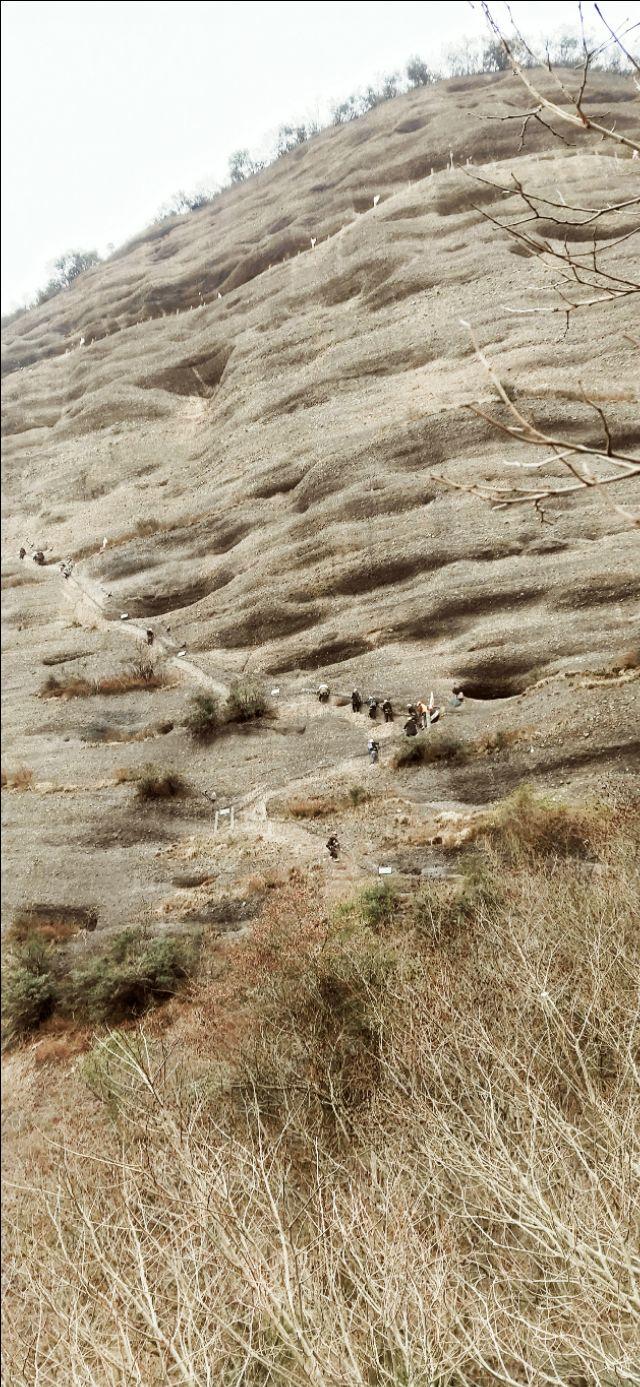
2, 67, 639, 935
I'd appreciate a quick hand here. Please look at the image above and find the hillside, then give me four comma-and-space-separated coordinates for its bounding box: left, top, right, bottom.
2, 61, 640, 1386
2, 66, 639, 934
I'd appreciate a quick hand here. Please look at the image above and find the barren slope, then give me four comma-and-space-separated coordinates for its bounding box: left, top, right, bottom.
2, 68, 639, 935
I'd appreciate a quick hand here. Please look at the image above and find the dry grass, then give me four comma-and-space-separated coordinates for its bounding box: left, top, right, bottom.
41, 658, 168, 700
287, 792, 343, 818
8, 906, 98, 945
393, 727, 523, 770
469, 782, 614, 861
1, 765, 34, 790
287, 784, 372, 818
113, 765, 137, 784
3, 797, 639, 1384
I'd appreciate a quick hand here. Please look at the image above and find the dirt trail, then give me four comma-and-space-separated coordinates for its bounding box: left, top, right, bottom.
60, 566, 230, 697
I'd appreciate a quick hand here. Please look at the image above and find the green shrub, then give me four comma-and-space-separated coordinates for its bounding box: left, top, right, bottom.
67, 929, 200, 1023
406, 55, 433, 86
357, 881, 398, 931
226, 676, 271, 723
184, 693, 223, 740
2, 937, 57, 1044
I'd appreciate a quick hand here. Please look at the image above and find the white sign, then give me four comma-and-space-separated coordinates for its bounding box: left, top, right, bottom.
378, 866, 392, 875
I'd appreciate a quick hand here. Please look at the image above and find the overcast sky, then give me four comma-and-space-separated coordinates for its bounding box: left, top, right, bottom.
1, 0, 636, 310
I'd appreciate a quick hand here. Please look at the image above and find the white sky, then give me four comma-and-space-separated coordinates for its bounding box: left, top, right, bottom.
1, 0, 636, 310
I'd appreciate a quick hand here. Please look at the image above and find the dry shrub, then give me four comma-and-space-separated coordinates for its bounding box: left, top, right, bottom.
287, 793, 340, 819
3, 803, 639, 1384
114, 765, 137, 784
471, 782, 612, 861
184, 693, 223, 740
134, 766, 189, 801
40, 674, 94, 699
393, 730, 472, 769
614, 647, 639, 672
226, 675, 272, 723
9, 906, 98, 945
287, 785, 371, 818
474, 726, 521, 755
1, 765, 34, 790
393, 728, 522, 770
41, 660, 167, 700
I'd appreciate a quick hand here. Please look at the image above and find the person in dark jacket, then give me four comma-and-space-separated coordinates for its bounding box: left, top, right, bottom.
382, 699, 394, 723
368, 697, 378, 720
326, 834, 339, 860
351, 688, 362, 713
404, 715, 419, 737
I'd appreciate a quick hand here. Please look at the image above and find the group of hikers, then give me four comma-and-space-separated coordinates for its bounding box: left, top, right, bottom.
324, 683, 465, 859
317, 681, 465, 766
19, 546, 45, 566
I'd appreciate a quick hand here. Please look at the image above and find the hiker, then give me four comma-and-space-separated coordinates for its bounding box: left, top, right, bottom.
19, 547, 26, 560
416, 699, 428, 729
382, 698, 394, 723
317, 683, 330, 704
368, 696, 378, 720
32, 550, 45, 566
146, 629, 154, 646
351, 688, 362, 713
368, 738, 380, 764
404, 713, 419, 737
326, 834, 339, 861
449, 684, 464, 709
406, 702, 418, 721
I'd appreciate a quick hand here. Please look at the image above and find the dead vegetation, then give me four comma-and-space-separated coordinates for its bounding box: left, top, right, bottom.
3, 791, 638, 1384
40, 654, 168, 699
134, 767, 190, 802
1, 765, 34, 790
8, 905, 98, 945
392, 726, 522, 769
287, 784, 372, 818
